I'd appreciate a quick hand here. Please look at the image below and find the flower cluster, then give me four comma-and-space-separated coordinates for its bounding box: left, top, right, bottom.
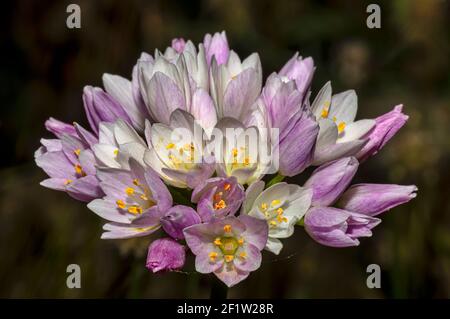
35, 31, 417, 287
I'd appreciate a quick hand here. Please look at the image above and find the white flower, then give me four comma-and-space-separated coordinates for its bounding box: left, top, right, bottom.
311, 82, 375, 165
92, 119, 148, 169
242, 181, 312, 254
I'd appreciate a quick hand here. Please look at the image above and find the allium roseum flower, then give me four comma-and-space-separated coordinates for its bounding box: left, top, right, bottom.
161, 205, 201, 240
356, 105, 409, 161
242, 181, 312, 254
304, 207, 381, 247
87, 159, 172, 239
146, 238, 186, 272
144, 109, 215, 188
184, 215, 268, 287
311, 82, 376, 165
35, 119, 102, 202
337, 184, 418, 216
92, 119, 148, 170
191, 176, 245, 222
35, 31, 418, 289
203, 31, 230, 66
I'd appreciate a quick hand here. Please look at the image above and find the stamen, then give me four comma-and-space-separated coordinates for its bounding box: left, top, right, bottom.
337, 122, 346, 133
114, 149, 119, 156
223, 224, 232, 233
238, 238, 244, 246
116, 199, 126, 209
128, 205, 143, 215
214, 238, 222, 246
74, 164, 86, 176
214, 199, 227, 210
133, 179, 140, 186
231, 148, 238, 157
270, 220, 278, 227
140, 194, 148, 201
166, 143, 175, 149
125, 187, 135, 195
320, 108, 329, 118
209, 252, 218, 262
64, 179, 73, 185
73, 149, 81, 156
224, 255, 234, 262
276, 207, 284, 214
223, 183, 231, 191
239, 251, 247, 259
261, 203, 268, 211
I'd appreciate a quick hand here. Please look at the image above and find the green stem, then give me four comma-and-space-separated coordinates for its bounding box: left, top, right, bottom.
266, 173, 285, 188
210, 277, 228, 299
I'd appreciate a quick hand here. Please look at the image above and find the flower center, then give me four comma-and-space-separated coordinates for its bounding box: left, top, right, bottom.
260, 199, 288, 227
115, 178, 155, 215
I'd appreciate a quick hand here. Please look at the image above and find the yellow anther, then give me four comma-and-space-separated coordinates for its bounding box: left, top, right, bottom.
239, 251, 247, 259
337, 122, 346, 134
128, 205, 143, 215
270, 220, 278, 227
261, 203, 268, 211
116, 199, 126, 209
224, 183, 231, 191
133, 179, 140, 186
64, 179, 73, 185
74, 149, 81, 156
214, 199, 227, 210
209, 251, 218, 261
271, 199, 281, 207
244, 157, 250, 166
125, 187, 135, 196
238, 238, 244, 246
223, 224, 232, 233
320, 108, 329, 118
74, 164, 86, 176
276, 207, 284, 215
166, 143, 175, 149
140, 194, 149, 201
224, 255, 234, 262
231, 148, 238, 157
113, 149, 119, 156
214, 238, 222, 246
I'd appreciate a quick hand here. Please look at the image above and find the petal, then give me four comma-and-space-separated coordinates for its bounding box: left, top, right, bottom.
313, 139, 367, 166
329, 90, 358, 123
214, 263, 250, 288
234, 243, 262, 272
87, 199, 131, 224
337, 119, 375, 143
147, 72, 186, 124
265, 237, 283, 255
239, 214, 269, 251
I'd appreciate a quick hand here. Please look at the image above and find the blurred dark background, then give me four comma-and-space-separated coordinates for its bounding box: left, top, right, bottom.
1, 0, 449, 298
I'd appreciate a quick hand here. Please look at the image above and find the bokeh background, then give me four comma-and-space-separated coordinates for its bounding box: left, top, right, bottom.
1, 0, 449, 298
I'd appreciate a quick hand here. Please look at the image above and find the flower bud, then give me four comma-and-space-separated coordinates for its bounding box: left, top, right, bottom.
146, 238, 186, 273
160, 205, 201, 240
304, 157, 359, 206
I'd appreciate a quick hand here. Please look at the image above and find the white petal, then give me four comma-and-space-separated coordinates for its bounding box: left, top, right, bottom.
337, 119, 375, 143
241, 180, 266, 214
329, 90, 357, 123
92, 144, 121, 168
265, 237, 283, 255
311, 81, 332, 118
